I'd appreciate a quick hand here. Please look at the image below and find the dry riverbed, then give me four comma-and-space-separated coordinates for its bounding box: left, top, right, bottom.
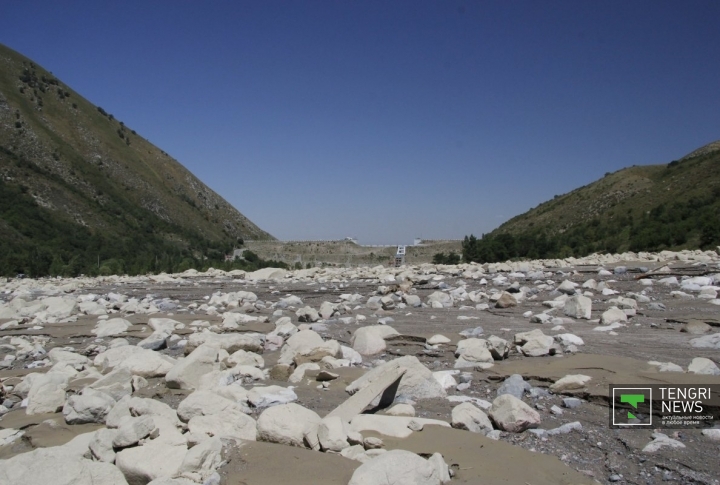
0, 249, 719, 484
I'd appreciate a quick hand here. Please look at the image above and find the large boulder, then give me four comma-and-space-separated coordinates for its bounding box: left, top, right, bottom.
89, 368, 133, 401
165, 345, 221, 390
25, 373, 69, 414
115, 440, 187, 485
351, 325, 400, 356
690, 333, 720, 349
187, 408, 257, 442
94, 346, 176, 378
687, 357, 720, 375
176, 437, 223, 483
92, 318, 132, 337
489, 394, 541, 433
256, 403, 321, 448
454, 338, 494, 368
514, 329, 555, 357
427, 292, 453, 308
451, 402, 493, 434
278, 330, 341, 365
63, 388, 116, 424
177, 390, 241, 422
563, 295, 591, 319
348, 449, 443, 485
549, 374, 592, 392
184, 332, 263, 355
0, 435, 128, 485
346, 356, 446, 400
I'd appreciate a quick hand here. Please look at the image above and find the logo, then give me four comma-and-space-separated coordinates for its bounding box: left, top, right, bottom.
612, 387, 652, 426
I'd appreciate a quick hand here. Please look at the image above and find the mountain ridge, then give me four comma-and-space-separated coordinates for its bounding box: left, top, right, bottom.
462, 140, 720, 262
0, 42, 273, 276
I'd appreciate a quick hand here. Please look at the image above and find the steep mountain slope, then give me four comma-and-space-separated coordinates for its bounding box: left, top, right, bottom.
0, 43, 273, 275
463, 141, 720, 262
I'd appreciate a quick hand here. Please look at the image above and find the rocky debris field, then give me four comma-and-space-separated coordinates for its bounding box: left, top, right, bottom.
0, 249, 719, 485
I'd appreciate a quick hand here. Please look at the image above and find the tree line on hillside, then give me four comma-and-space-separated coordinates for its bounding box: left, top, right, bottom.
461, 189, 720, 263
0, 178, 286, 277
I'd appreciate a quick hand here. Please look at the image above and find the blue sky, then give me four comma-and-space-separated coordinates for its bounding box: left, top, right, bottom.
2, 1, 719, 244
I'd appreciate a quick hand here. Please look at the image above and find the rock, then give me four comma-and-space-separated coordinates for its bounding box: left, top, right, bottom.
690, 333, 720, 349
89, 428, 119, 462
137, 331, 170, 351
648, 361, 684, 372
351, 325, 399, 356
225, 349, 264, 368
379, 296, 396, 311
63, 388, 116, 424
427, 291, 453, 308
346, 356, 446, 400
451, 402, 493, 434
601, 307, 628, 325
26, 378, 67, 414
327, 366, 405, 422
427, 334, 450, 345
701, 429, 720, 441
115, 440, 187, 484
489, 394, 541, 433
177, 390, 242, 422
113, 415, 156, 448
188, 408, 257, 442
296, 306, 320, 323
642, 432, 686, 452
348, 449, 442, 485
485, 335, 510, 360
515, 329, 555, 357
385, 403, 415, 417
432, 370, 458, 390
247, 385, 298, 408
278, 330, 341, 365
497, 374, 531, 400
165, 344, 221, 390
256, 403, 321, 448
428, 452, 452, 484
557, 280, 577, 295
93, 318, 132, 337
0, 428, 23, 447
563, 397, 583, 409
185, 332, 263, 355
403, 295, 422, 308
94, 346, 176, 378
349, 414, 450, 439
176, 437, 222, 482
545, 421, 582, 435
687, 357, 720, 375
318, 415, 350, 452
48, 348, 91, 367
563, 295, 591, 319
495, 292, 517, 308
89, 367, 133, 401
681, 320, 712, 334
459, 326, 484, 338
287, 363, 320, 383
0, 436, 128, 485
554, 333, 584, 347
454, 338, 494, 368
549, 374, 592, 392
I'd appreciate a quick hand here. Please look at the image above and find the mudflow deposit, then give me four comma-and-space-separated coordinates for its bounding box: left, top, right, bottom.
0, 249, 719, 485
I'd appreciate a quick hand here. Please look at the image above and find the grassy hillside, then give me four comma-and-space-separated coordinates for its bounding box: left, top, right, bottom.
0, 43, 274, 276
463, 143, 720, 262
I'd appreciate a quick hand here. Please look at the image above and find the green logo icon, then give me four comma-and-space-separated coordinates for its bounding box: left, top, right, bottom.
621, 394, 645, 420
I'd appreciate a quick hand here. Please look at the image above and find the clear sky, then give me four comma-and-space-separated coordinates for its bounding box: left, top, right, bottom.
2, 1, 719, 244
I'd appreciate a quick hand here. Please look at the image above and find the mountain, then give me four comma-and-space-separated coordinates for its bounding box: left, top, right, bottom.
462, 141, 720, 262
0, 43, 273, 276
